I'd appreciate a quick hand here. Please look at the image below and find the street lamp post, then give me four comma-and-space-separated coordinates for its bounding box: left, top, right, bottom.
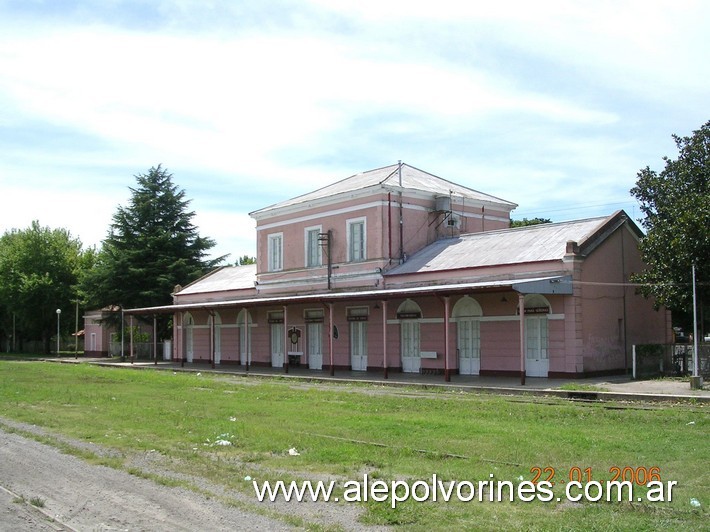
56, 308, 62, 356
74, 300, 79, 358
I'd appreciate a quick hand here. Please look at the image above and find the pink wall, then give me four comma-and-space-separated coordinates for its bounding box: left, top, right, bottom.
83, 311, 112, 356
253, 189, 512, 295
579, 224, 670, 373
167, 222, 670, 378
172, 292, 569, 376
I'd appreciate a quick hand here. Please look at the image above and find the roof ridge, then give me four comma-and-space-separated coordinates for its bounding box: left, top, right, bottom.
402, 162, 517, 206
249, 163, 400, 216
455, 215, 610, 239
250, 162, 517, 216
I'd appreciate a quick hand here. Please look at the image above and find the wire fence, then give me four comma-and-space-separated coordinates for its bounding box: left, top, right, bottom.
633, 343, 710, 379
109, 341, 166, 360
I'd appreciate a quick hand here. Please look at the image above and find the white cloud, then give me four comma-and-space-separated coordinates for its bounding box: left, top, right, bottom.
0, 1, 707, 261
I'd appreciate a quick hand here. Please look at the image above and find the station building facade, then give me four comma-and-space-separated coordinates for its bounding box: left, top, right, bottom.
126, 163, 671, 379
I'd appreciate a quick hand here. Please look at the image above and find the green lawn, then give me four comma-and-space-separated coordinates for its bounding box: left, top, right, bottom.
0, 361, 707, 530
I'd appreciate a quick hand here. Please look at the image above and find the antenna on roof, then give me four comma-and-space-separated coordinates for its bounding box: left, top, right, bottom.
398, 160, 404, 262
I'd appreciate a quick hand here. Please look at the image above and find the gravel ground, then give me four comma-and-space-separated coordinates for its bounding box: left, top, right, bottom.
0, 417, 384, 531
0, 425, 291, 531
0, 484, 72, 532
596, 378, 708, 397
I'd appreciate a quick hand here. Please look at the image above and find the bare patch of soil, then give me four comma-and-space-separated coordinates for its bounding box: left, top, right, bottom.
0, 417, 382, 531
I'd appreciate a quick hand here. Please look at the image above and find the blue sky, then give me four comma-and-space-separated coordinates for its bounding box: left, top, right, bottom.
0, 0, 708, 261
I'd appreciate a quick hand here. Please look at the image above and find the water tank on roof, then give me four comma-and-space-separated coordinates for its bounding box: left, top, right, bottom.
435, 195, 451, 212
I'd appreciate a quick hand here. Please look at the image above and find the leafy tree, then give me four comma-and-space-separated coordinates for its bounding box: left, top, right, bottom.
80, 165, 225, 321
630, 120, 709, 334
237, 255, 256, 266
510, 217, 552, 228
0, 221, 86, 352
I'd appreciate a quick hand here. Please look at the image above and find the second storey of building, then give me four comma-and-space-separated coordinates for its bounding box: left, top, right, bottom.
248, 163, 517, 295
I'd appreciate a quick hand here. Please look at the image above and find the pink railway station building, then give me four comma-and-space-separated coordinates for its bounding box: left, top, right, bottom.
124, 162, 671, 381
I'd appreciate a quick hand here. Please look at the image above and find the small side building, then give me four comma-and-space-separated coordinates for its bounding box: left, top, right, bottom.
83, 306, 120, 357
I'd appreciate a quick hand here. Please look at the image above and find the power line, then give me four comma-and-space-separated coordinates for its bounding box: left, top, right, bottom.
569, 280, 708, 288
514, 200, 638, 219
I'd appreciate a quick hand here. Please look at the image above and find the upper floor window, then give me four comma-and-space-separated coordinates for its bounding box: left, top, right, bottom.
305, 226, 322, 268
347, 217, 366, 262
268, 233, 283, 272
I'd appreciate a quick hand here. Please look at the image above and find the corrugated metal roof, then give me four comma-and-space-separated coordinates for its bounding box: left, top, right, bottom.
386, 216, 609, 275
126, 275, 566, 314
177, 264, 256, 295
250, 163, 517, 215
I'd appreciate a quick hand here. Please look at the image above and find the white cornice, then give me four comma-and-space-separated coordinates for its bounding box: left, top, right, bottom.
256, 199, 509, 231
251, 184, 516, 222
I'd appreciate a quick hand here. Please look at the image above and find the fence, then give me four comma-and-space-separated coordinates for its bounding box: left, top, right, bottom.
5, 340, 46, 354
109, 341, 165, 360
633, 343, 710, 379
2, 338, 84, 354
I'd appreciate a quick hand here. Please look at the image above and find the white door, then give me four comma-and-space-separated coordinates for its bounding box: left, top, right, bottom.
526, 316, 549, 377
271, 323, 284, 367
401, 321, 421, 373
214, 325, 221, 364
458, 319, 480, 375
240, 327, 250, 365
238, 309, 252, 365
184, 314, 194, 362
210, 314, 222, 364
350, 322, 367, 371
308, 322, 323, 370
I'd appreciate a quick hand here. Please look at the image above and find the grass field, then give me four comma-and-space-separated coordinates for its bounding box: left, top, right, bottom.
0, 360, 707, 530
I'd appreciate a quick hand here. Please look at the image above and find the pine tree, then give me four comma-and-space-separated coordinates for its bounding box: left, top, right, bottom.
82, 165, 225, 312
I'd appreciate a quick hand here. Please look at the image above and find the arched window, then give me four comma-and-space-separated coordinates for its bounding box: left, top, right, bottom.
397, 299, 423, 319
524, 294, 551, 312
452, 295, 483, 318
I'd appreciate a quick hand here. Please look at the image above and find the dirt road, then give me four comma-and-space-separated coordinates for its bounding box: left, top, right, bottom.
0, 425, 289, 531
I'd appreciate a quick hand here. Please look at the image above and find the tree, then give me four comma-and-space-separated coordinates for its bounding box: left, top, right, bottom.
630, 120, 709, 334
81, 165, 225, 318
237, 255, 256, 266
510, 217, 552, 228
0, 221, 86, 352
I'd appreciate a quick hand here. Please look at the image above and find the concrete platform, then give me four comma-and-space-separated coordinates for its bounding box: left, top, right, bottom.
53, 357, 710, 403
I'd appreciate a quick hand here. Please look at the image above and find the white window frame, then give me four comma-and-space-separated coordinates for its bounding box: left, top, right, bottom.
304, 225, 322, 268
267, 232, 283, 272
346, 217, 366, 263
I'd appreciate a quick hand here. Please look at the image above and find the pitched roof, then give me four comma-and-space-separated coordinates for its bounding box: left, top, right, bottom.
385, 212, 632, 275
176, 264, 256, 295
250, 162, 517, 216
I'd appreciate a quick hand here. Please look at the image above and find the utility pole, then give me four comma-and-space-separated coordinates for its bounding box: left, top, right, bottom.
690, 263, 703, 389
